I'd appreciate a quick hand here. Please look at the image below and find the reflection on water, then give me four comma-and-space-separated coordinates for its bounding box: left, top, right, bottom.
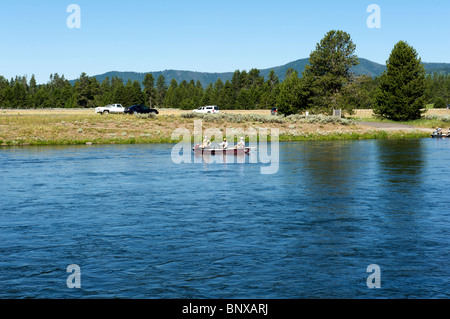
0, 140, 449, 298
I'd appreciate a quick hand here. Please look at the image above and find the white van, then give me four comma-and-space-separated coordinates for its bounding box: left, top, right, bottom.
193, 105, 220, 114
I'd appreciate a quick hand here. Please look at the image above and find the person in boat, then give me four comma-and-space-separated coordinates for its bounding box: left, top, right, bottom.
201, 136, 211, 149
434, 127, 442, 135
219, 137, 228, 149
234, 137, 245, 149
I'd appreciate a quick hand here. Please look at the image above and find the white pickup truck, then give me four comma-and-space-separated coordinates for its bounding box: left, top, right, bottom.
95, 104, 125, 114
193, 105, 220, 114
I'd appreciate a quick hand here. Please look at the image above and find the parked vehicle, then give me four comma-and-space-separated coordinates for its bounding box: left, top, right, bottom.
193, 105, 220, 114
124, 105, 159, 115
271, 107, 278, 115
95, 104, 124, 114
447, 104, 450, 109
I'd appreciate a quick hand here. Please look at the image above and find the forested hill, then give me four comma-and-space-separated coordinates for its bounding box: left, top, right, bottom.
77, 58, 450, 88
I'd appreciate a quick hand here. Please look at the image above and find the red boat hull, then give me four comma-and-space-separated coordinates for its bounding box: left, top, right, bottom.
193, 147, 251, 155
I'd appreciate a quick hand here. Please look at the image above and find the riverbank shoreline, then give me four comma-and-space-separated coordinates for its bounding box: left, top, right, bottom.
0, 109, 441, 146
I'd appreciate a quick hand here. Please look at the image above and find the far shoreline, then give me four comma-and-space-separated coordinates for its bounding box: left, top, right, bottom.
0, 108, 446, 147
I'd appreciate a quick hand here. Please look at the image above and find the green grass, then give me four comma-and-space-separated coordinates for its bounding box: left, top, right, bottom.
280, 130, 429, 141
0, 111, 435, 147
350, 114, 450, 129
181, 112, 356, 125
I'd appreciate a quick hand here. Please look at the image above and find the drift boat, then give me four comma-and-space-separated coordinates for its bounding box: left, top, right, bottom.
193, 145, 252, 155
431, 133, 449, 138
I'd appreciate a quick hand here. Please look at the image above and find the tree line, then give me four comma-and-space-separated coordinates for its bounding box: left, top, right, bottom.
0, 68, 288, 111
1, 30, 448, 120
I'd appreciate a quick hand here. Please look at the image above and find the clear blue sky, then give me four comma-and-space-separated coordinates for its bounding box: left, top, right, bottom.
0, 0, 449, 84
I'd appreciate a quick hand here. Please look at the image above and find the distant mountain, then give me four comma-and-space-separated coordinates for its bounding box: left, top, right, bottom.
74, 58, 450, 88
422, 63, 450, 75
90, 70, 234, 89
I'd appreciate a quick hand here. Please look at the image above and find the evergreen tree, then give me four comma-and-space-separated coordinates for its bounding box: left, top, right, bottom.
285, 68, 295, 79
60, 80, 76, 108
142, 73, 156, 107
12, 80, 28, 108
277, 71, 305, 115
117, 80, 145, 106
29, 75, 37, 95
155, 75, 167, 107
267, 70, 279, 88
97, 77, 112, 105
424, 73, 450, 106
111, 76, 125, 104
164, 79, 179, 108
201, 83, 214, 106
32, 86, 51, 108
131, 80, 146, 105
237, 89, 251, 109
302, 30, 359, 114
434, 97, 446, 108
74, 73, 98, 108
374, 41, 427, 121
260, 70, 280, 109
0, 76, 11, 107
220, 80, 234, 109
213, 78, 224, 106
336, 75, 378, 112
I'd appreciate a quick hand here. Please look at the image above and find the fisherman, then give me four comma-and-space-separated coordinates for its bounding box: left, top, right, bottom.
435, 127, 442, 135
234, 137, 245, 149
219, 137, 228, 149
202, 136, 211, 148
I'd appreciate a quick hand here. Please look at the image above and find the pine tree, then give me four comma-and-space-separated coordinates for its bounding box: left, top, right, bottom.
142, 73, 156, 107
155, 75, 167, 107
111, 76, 125, 105
29, 75, 37, 95
213, 78, 224, 106
337, 75, 378, 112
374, 41, 427, 121
220, 80, 234, 109
33, 86, 51, 108
12, 80, 28, 108
201, 83, 214, 106
260, 70, 280, 109
131, 80, 145, 105
164, 79, 179, 108
434, 97, 446, 108
74, 73, 94, 108
0, 76, 10, 107
277, 71, 305, 115
98, 77, 111, 105
302, 30, 359, 113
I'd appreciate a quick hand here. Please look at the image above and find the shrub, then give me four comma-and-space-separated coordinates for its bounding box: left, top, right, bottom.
423, 114, 450, 122
434, 97, 446, 109
179, 112, 355, 125
135, 113, 156, 119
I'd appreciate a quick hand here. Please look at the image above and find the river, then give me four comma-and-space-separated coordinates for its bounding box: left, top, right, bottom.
0, 139, 449, 298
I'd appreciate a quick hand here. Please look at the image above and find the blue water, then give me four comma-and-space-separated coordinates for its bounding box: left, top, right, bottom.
0, 140, 449, 299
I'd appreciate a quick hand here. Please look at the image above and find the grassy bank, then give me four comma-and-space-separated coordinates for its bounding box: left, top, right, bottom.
0, 109, 433, 146
351, 114, 450, 129
351, 109, 450, 128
